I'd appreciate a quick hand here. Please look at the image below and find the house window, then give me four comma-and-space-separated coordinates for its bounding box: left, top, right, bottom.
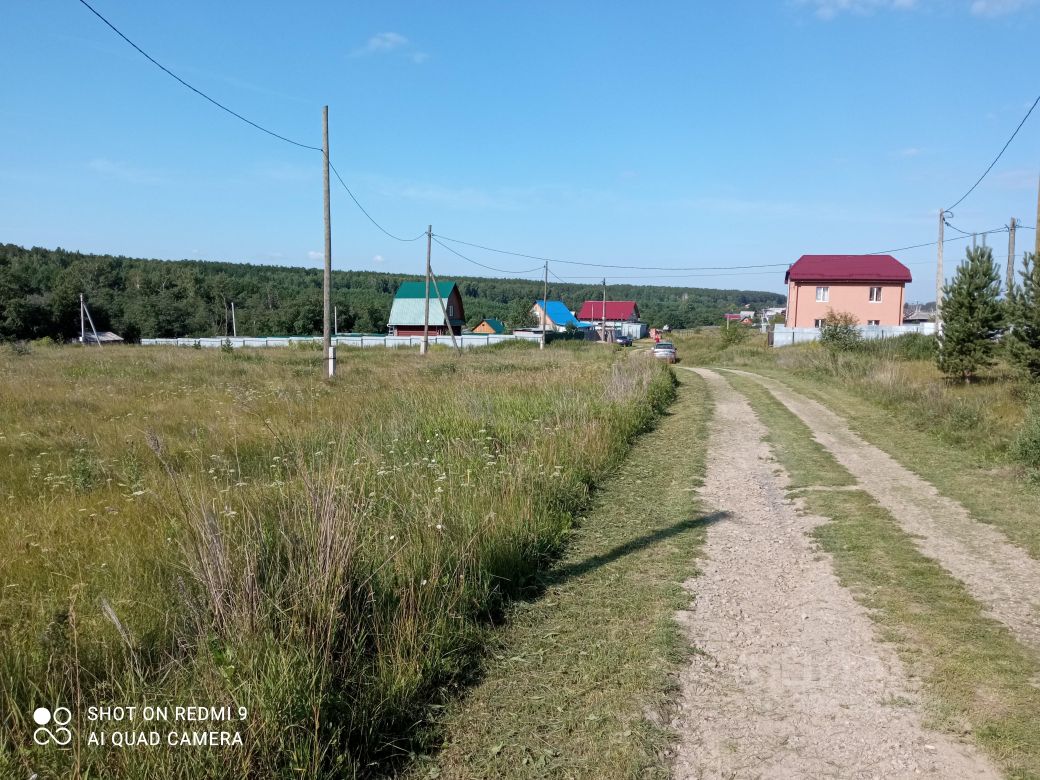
867, 319, 880, 326
447, 304, 455, 317
814, 318, 826, 328
815, 286, 829, 302
869, 287, 882, 302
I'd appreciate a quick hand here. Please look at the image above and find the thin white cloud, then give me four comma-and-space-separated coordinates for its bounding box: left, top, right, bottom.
798, 0, 917, 19
372, 254, 385, 263
970, 0, 1032, 15
351, 32, 408, 57
86, 158, 163, 185
307, 250, 322, 261
897, 147, 923, 157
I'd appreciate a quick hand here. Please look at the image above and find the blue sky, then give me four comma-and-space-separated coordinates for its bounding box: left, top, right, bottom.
3, 0, 1039, 301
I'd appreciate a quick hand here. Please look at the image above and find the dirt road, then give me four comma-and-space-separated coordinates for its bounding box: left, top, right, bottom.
671, 368, 996, 779
726, 368, 1040, 654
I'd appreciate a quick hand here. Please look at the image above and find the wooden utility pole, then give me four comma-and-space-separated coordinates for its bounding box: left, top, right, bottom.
936, 209, 945, 319
421, 225, 432, 355
1007, 217, 1017, 294
322, 106, 334, 379
540, 262, 548, 350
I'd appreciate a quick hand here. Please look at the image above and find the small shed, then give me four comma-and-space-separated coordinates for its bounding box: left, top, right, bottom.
473, 317, 506, 334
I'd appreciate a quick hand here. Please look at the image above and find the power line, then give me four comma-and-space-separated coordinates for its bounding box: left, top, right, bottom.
327, 159, 426, 242
78, 0, 426, 244
75, 0, 320, 151
946, 92, 1040, 211
434, 234, 790, 272
433, 236, 543, 275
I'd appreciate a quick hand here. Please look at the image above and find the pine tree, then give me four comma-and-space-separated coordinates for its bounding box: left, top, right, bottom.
936, 246, 1004, 382
1006, 252, 1040, 380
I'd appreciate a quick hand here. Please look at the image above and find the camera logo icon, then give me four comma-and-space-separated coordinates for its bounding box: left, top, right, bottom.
32, 707, 73, 747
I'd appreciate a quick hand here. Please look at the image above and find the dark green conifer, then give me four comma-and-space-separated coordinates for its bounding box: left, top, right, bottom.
936, 246, 1004, 381
1006, 252, 1040, 380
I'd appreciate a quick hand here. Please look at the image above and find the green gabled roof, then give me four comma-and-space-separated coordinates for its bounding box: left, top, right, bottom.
394, 280, 457, 299
478, 318, 506, 333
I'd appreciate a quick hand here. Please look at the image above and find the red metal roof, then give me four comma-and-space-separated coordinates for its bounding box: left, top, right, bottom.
785, 255, 912, 284
577, 300, 639, 320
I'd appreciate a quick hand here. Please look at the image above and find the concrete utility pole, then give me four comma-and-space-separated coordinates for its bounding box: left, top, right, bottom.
430, 266, 460, 352
540, 261, 548, 350
231, 301, 237, 338
936, 209, 945, 319
601, 278, 607, 342
322, 106, 334, 378
422, 225, 432, 355
334, 305, 338, 336
80, 293, 85, 344
1007, 217, 1017, 294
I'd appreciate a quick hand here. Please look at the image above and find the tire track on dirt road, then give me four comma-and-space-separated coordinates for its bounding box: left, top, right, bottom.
671, 368, 995, 779
725, 368, 1040, 656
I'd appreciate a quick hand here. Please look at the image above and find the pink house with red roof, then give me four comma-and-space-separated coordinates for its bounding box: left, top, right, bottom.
785, 255, 911, 329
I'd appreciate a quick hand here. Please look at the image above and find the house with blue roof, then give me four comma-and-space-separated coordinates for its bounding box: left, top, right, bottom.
531, 300, 591, 332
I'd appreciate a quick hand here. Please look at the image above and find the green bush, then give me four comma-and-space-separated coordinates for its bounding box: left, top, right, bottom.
819, 310, 862, 352
1011, 405, 1040, 469
719, 324, 749, 347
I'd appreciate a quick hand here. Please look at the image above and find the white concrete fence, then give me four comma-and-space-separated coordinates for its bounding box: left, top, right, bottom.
770, 322, 936, 348
141, 333, 545, 350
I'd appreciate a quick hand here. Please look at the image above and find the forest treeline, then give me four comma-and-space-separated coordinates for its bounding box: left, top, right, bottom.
0, 244, 785, 341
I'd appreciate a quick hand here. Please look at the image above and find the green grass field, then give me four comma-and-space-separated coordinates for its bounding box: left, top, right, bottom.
0, 341, 674, 779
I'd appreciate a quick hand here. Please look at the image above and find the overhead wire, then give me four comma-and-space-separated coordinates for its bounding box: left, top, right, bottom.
433, 236, 543, 275
73, 0, 1040, 285
75, 0, 320, 151
434, 234, 790, 272
946, 92, 1040, 211
327, 160, 426, 242
77, 0, 425, 244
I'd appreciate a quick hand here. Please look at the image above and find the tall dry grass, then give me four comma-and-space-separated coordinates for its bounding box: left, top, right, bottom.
0, 342, 673, 778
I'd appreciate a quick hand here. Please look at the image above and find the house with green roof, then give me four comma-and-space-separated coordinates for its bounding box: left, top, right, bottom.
387, 281, 465, 336
473, 317, 506, 335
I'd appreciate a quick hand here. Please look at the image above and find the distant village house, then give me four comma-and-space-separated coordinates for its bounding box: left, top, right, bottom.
530, 300, 589, 332
473, 317, 506, 334
577, 300, 648, 339
784, 255, 911, 329
387, 281, 465, 336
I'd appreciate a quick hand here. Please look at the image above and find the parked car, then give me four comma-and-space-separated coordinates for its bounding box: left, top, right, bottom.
652, 341, 677, 363
616, 335, 633, 346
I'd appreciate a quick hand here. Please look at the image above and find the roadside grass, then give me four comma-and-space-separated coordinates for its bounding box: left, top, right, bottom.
673, 328, 1040, 562
808, 488, 1040, 780
0, 343, 674, 779
407, 370, 715, 780
719, 369, 1040, 778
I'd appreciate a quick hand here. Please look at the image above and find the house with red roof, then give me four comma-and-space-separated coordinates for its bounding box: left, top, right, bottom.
785, 255, 911, 329
577, 301, 640, 328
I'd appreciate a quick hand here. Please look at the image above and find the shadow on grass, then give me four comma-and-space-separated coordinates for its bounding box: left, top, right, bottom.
544, 510, 729, 586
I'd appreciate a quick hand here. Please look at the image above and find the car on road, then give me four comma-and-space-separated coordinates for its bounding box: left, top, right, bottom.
652, 341, 677, 363
616, 335, 633, 346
